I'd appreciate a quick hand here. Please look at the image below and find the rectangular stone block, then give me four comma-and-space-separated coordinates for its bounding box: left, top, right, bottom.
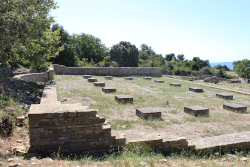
228, 79, 241, 83
223, 103, 247, 113
102, 87, 116, 93
83, 75, 91, 79
216, 93, 233, 100
77, 110, 97, 117
115, 95, 133, 104
189, 87, 203, 92
154, 80, 164, 83
28, 113, 50, 119
170, 83, 181, 87
29, 128, 44, 134
143, 77, 151, 80
39, 121, 56, 127
136, 108, 162, 119
104, 76, 113, 80
88, 78, 97, 82
68, 111, 77, 117
184, 105, 209, 117
29, 120, 40, 128
94, 82, 105, 87
124, 77, 133, 80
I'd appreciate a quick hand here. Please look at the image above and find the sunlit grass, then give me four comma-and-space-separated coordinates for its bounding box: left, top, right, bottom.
55, 75, 250, 135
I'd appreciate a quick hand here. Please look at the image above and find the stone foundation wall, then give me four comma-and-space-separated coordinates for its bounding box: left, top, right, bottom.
29, 109, 125, 154
28, 82, 125, 155
13, 65, 54, 82
53, 64, 162, 77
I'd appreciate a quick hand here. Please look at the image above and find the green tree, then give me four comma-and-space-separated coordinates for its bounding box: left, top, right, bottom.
18, 28, 63, 69
110, 41, 139, 67
140, 44, 155, 56
72, 33, 109, 64
235, 59, 250, 83
165, 53, 176, 61
50, 24, 76, 67
139, 51, 149, 60
0, 0, 58, 68
177, 54, 185, 61
215, 64, 230, 71
233, 60, 242, 70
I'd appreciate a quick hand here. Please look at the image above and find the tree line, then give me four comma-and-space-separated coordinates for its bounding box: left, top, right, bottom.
1, 0, 249, 81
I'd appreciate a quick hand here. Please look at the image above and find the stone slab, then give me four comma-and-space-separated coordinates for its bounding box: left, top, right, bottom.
94, 82, 105, 87
112, 130, 188, 152
88, 78, 97, 82
154, 80, 164, 83
115, 95, 133, 104
104, 76, 113, 80
228, 79, 241, 83
125, 77, 133, 80
188, 131, 250, 152
143, 77, 152, 80
83, 75, 91, 79
113, 130, 183, 143
223, 103, 247, 113
136, 108, 161, 119
170, 83, 181, 87
184, 105, 209, 117
102, 87, 116, 93
216, 93, 233, 100
189, 87, 203, 92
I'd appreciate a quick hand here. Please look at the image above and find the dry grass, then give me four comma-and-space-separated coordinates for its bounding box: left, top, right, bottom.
1, 74, 250, 166
55, 75, 250, 139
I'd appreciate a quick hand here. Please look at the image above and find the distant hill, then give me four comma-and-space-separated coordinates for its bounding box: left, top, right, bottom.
210, 62, 233, 70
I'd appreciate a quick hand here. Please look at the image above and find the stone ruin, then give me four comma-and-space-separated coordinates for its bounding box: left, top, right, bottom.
136, 108, 161, 119
189, 87, 203, 92
12, 64, 250, 156
184, 105, 209, 117
28, 83, 125, 154
204, 76, 219, 84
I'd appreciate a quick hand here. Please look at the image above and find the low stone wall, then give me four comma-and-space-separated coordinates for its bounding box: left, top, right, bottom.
188, 131, 250, 153
13, 65, 54, 83
53, 64, 162, 77
29, 108, 125, 154
28, 84, 125, 154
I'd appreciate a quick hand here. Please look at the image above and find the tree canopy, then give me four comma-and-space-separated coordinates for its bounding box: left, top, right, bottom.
110, 41, 139, 67
0, 0, 62, 69
235, 59, 250, 83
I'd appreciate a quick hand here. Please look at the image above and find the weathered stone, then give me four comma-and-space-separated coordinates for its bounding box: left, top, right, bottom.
104, 76, 113, 80
102, 87, 116, 93
115, 95, 133, 104
88, 78, 97, 82
136, 108, 161, 119
189, 87, 203, 92
204, 76, 219, 84
184, 105, 209, 117
223, 103, 247, 113
169, 83, 181, 87
125, 77, 133, 80
154, 80, 164, 83
227, 79, 241, 83
216, 93, 233, 100
94, 82, 105, 87
16, 116, 25, 126
83, 75, 91, 79
143, 77, 151, 80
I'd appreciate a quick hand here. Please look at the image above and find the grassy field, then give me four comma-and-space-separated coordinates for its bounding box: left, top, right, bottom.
1, 74, 250, 166
55, 75, 250, 139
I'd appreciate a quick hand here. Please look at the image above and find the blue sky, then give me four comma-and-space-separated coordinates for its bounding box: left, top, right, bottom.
51, 0, 250, 62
